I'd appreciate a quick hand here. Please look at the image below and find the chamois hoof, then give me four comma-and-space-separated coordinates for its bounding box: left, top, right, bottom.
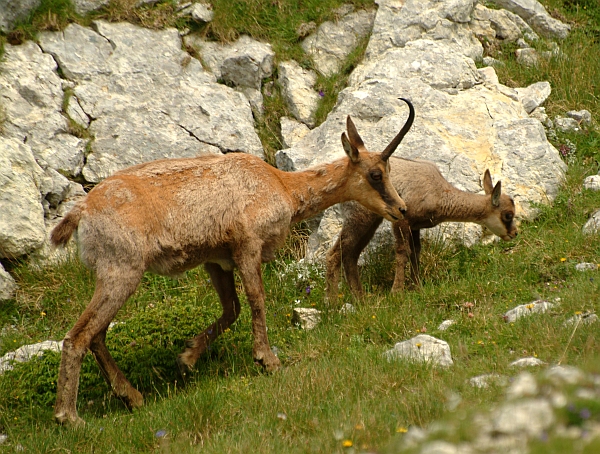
124, 389, 144, 409
176, 351, 196, 372
254, 351, 281, 373
54, 411, 86, 427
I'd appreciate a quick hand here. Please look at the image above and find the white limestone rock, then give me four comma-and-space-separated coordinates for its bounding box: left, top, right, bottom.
302, 8, 376, 76
515, 47, 539, 66
37, 22, 263, 183
503, 299, 557, 322
0, 138, 46, 259
0, 41, 87, 178
291, 308, 321, 330
543, 365, 586, 386
491, 398, 555, 438
184, 34, 274, 90
469, 374, 509, 389
366, 0, 483, 62
509, 357, 546, 368
278, 60, 320, 128
0, 340, 63, 373
575, 262, 597, 271
384, 334, 453, 367
488, 0, 571, 39
0, 264, 17, 302
437, 320, 456, 331
554, 116, 581, 133
563, 312, 598, 327
0, 0, 40, 33
566, 109, 592, 125
280, 117, 311, 148
506, 372, 539, 399
583, 209, 600, 235
515, 81, 551, 114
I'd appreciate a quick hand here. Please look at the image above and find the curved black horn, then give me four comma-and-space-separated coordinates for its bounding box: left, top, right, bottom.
381, 98, 415, 161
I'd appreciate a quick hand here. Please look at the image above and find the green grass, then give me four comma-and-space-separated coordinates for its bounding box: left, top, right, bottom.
1, 0, 600, 452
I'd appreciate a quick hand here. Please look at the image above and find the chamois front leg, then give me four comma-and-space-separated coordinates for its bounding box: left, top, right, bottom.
332, 205, 384, 299
178, 262, 242, 369
234, 243, 280, 372
391, 220, 411, 293
408, 229, 422, 287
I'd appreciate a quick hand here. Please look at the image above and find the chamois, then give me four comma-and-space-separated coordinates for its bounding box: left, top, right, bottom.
326, 159, 518, 300
49, 99, 414, 425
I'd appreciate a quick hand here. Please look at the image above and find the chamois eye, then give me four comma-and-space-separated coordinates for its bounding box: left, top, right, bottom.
503, 213, 513, 222
370, 171, 382, 182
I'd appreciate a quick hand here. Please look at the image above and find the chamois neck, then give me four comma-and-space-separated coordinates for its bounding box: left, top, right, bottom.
282, 159, 351, 224
438, 188, 490, 223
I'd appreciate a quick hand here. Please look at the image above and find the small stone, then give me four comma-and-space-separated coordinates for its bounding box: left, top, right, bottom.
554, 117, 581, 133
516, 48, 539, 66
566, 110, 592, 125
340, 303, 355, 314
503, 300, 557, 322
543, 365, 586, 385
482, 56, 503, 67
563, 312, 598, 327
384, 334, 453, 367
491, 399, 554, 438
583, 175, 600, 191
437, 320, 456, 331
189, 3, 214, 23
509, 357, 546, 368
506, 372, 538, 399
575, 262, 597, 271
291, 307, 321, 330
0, 434, 7, 445
468, 374, 508, 389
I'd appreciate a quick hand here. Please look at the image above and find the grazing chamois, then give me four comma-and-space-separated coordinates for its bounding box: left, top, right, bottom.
326, 159, 518, 300
50, 99, 414, 425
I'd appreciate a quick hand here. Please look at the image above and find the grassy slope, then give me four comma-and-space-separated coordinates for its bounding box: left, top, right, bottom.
1, 0, 600, 452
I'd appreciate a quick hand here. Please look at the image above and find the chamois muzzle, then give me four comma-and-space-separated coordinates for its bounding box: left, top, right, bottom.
381, 98, 415, 162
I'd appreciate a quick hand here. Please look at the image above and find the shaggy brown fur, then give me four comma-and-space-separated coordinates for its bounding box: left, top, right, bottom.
50, 107, 414, 426
326, 159, 518, 300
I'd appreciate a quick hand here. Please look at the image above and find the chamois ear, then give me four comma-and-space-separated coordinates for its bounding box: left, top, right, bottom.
491, 181, 502, 207
483, 169, 494, 195
346, 116, 366, 152
341, 132, 360, 163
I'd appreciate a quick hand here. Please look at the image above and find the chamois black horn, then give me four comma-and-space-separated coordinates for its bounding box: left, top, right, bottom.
381, 98, 415, 161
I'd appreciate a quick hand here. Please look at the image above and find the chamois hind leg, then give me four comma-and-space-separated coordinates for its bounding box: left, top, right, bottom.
326, 205, 383, 300
233, 241, 280, 372
89, 328, 143, 410
408, 229, 422, 287
178, 262, 241, 369
54, 266, 142, 426
391, 220, 411, 293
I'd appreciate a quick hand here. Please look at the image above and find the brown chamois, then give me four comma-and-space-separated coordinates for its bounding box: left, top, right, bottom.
326, 159, 518, 300
49, 99, 414, 425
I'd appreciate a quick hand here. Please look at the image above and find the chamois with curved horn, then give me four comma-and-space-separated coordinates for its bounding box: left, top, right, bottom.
49, 101, 414, 425
326, 160, 518, 300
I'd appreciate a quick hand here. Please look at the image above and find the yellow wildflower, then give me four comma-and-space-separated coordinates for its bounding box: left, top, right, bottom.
342, 440, 353, 448
396, 427, 408, 433
560, 258, 567, 262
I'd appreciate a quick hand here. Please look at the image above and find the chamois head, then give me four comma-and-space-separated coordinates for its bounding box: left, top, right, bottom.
481, 169, 518, 241
341, 99, 414, 222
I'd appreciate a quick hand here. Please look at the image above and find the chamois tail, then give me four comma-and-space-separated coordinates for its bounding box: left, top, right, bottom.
50, 206, 83, 247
